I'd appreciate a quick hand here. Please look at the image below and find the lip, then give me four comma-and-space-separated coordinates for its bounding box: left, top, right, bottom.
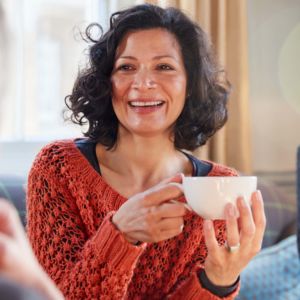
127, 98, 165, 114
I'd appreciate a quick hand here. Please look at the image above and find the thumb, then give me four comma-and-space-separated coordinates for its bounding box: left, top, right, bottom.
0, 199, 27, 246
0, 233, 11, 267
160, 173, 184, 185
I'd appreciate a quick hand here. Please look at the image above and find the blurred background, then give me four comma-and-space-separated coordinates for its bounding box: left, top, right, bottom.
0, 0, 299, 199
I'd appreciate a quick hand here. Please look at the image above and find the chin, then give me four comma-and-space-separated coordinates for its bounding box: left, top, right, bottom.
128, 125, 174, 137
119, 120, 175, 137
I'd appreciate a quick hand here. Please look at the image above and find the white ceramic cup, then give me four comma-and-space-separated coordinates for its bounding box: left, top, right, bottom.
182, 176, 257, 220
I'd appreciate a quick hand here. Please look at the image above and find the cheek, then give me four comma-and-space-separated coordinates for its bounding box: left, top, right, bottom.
178, 77, 187, 94
164, 73, 186, 91
111, 76, 128, 99
168, 76, 187, 101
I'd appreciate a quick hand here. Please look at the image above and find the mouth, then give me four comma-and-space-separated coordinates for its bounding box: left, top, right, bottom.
128, 100, 165, 108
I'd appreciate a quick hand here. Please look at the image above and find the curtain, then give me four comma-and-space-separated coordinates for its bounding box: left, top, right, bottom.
143, 0, 252, 173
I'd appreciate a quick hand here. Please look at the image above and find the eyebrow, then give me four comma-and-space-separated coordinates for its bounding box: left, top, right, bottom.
117, 55, 177, 61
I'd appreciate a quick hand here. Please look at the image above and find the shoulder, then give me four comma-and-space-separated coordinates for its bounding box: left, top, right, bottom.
34, 139, 76, 161
29, 139, 78, 174
207, 161, 239, 177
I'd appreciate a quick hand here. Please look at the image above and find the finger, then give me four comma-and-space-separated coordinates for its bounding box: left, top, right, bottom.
123, 231, 150, 243
224, 203, 240, 247
126, 227, 183, 243
251, 190, 266, 251
142, 183, 184, 206
122, 205, 165, 233
168, 182, 184, 192
158, 217, 184, 232
124, 217, 184, 243
159, 227, 184, 241
0, 199, 31, 251
156, 202, 187, 218
0, 199, 23, 238
252, 190, 266, 231
170, 199, 193, 212
203, 220, 219, 256
0, 233, 11, 267
237, 197, 256, 247
122, 203, 185, 235
159, 173, 184, 185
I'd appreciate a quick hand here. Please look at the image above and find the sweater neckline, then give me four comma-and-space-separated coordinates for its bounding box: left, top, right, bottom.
66, 139, 221, 202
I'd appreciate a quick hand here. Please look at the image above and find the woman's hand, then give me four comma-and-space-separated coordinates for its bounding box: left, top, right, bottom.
112, 174, 189, 244
203, 190, 266, 286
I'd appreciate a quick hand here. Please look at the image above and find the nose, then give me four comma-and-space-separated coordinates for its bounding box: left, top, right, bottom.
132, 68, 156, 90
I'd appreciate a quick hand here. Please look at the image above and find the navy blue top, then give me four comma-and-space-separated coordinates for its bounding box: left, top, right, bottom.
75, 138, 212, 177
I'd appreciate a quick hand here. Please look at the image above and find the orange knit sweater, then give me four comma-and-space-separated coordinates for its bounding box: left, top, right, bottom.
26, 140, 239, 300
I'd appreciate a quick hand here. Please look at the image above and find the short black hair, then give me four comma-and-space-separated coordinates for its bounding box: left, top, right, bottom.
65, 4, 230, 150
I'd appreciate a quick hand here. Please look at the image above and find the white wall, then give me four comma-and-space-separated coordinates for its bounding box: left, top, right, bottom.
0, 141, 50, 178
248, 0, 300, 172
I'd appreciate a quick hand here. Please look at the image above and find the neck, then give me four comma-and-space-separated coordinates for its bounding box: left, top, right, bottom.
96, 129, 192, 191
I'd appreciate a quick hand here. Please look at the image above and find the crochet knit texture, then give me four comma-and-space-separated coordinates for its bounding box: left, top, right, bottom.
27, 140, 239, 300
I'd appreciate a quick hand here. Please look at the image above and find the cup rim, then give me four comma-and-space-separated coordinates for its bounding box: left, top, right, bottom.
183, 176, 257, 180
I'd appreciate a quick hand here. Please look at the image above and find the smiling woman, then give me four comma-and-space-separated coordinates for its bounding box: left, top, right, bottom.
26, 4, 266, 300
64, 4, 229, 151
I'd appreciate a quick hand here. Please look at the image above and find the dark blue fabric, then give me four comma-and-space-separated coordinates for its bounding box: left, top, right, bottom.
75, 138, 212, 177
180, 151, 212, 176
198, 269, 239, 298
75, 138, 101, 174
297, 146, 300, 258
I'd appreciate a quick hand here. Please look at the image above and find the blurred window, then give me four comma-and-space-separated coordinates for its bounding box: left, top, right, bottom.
0, 0, 135, 141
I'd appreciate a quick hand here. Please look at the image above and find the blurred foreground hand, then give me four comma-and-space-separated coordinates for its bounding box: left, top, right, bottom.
0, 198, 64, 300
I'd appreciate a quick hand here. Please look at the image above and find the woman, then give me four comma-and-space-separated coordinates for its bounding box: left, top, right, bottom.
27, 4, 266, 299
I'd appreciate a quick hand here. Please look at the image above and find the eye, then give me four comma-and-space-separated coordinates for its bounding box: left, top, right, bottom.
116, 64, 135, 71
157, 64, 174, 71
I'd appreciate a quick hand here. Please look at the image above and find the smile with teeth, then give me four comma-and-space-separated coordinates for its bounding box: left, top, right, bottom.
129, 101, 164, 107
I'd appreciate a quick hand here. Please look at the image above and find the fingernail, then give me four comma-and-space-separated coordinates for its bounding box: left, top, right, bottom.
241, 197, 248, 208
252, 190, 263, 206
228, 204, 235, 217
178, 173, 184, 182
256, 190, 262, 200
175, 172, 183, 177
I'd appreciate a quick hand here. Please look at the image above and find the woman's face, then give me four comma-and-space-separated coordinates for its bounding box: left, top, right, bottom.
111, 28, 187, 138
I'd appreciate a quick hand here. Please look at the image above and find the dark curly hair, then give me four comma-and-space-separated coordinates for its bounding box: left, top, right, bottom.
65, 4, 230, 151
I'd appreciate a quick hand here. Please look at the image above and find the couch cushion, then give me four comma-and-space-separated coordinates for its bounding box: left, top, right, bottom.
0, 175, 26, 226
297, 146, 300, 257
237, 235, 300, 299
258, 178, 297, 248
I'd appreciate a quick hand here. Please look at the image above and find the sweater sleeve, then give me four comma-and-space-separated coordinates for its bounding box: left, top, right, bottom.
166, 270, 239, 300
166, 219, 239, 299
26, 149, 145, 300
